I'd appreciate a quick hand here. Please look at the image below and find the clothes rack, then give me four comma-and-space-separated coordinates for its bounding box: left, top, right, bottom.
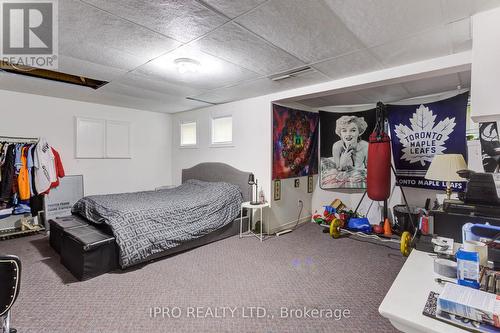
0, 135, 39, 144
0, 136, 45, 240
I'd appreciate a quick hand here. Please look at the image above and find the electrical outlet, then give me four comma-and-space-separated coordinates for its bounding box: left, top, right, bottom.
298, 199, 303, 207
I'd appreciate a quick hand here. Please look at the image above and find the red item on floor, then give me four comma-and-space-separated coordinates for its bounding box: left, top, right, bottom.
373, 225, 383, 234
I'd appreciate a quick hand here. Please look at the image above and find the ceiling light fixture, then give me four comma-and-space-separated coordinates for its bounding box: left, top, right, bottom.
175, 58, 200, 74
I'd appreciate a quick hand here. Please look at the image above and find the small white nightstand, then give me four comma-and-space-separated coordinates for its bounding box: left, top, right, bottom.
240, 201, 270, 242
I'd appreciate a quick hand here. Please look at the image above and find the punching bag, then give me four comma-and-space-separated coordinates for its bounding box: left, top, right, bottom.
367, 103, 392, 201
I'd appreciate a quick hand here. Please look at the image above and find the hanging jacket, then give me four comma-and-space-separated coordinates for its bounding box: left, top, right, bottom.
49, 147, 65, 189
44, 147, 65, 194
14, 144, 23, 174
18, 146, 31, 200
27, 145, 35, 197
0, 144, 15, 201
30, 146, 38, 196
34, 138, 56, 194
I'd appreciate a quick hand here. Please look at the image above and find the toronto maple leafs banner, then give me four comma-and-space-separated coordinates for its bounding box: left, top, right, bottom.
387, 92, 469, 191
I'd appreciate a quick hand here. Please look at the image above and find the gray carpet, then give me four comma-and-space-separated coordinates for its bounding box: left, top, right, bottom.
1, 223, 405, 333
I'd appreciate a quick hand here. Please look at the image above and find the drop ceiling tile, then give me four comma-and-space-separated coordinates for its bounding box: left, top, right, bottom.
133, 45, 259, 90
92, 88, 211, 113
203, 0, 267, 18
87, 92, 162, 112
192, 69, 329, 104
235, 0, 363, 63
98, 82, 181, 102
402, 73, 461, 97
276, 69, 330, 90
57, 55, 128, 82
60, 41, 145, 72
313, 49, 383, 80
115, 73, 209, 98
325, 0, 443, 47
81, 0, 228, 43
370, 26, 452, 68
155, 99, 213, 113
191, 78, 275, 104
60, 0, 180, 67
356, 83, 411, 103
194, 23, 305, 75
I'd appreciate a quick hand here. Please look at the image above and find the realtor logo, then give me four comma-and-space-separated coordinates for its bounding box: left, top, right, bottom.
0, 0, 58, 68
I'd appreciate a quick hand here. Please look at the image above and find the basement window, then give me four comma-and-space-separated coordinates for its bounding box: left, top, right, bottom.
211, 116, 233, 146
180, 121, 197, 147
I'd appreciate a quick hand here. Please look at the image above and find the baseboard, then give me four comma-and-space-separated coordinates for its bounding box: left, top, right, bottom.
269, 215, 312, 235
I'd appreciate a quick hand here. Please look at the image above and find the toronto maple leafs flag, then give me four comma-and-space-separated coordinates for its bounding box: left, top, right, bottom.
387, 92, 469, 191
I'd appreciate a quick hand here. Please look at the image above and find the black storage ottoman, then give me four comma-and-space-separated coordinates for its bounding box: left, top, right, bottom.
49, 215, 88, 254
61, 225, 118, 281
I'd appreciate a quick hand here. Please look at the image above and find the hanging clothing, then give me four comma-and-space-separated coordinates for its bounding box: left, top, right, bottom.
29, 145, 38, 197
48, 147, 65, 190
0, 138, 65, 211
34, 138, 56, 194
14, 144, 22, 174
18, 146, 31, 200
30, 194, 44, 218
27, 144, 36, 197
0, 144, 15, 201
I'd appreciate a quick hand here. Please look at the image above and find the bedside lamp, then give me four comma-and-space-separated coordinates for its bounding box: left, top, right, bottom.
425, 154, 468, 199
248, 173, 260, 205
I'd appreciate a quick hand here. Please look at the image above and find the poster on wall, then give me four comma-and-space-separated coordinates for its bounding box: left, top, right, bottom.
387, 92, 469, 190
319, 109, 376, 189
479, 122, 500, 173
272, 104, 319, 180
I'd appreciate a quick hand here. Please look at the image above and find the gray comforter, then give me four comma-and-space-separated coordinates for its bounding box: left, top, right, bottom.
71, 180, 243, 268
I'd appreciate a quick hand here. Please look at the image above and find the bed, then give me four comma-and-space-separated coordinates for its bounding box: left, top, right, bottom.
71, 163, 251, 268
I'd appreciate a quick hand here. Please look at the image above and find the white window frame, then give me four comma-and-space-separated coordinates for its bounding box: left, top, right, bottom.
75, 117, 131, 159
210, 115, 234, 147
179, 120, 198, 148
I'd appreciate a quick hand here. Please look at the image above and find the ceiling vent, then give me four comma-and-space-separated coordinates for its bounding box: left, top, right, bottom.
269, 66, 315, 82
0, 61, 108, 89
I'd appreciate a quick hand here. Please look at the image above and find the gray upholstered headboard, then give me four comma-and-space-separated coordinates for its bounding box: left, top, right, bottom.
181, 163, 251, 202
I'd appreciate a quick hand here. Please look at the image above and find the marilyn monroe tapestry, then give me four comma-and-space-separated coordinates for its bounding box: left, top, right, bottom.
319, 109, 376, 189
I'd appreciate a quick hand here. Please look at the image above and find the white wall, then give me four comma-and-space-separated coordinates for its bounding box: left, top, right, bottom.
471, 7, 500, 122
0, 89, 172, 195
170, 96, 272, 199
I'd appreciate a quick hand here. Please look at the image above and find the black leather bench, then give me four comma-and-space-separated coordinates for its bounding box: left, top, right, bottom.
60, 224, 118, 281
49, 215, 88, 254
